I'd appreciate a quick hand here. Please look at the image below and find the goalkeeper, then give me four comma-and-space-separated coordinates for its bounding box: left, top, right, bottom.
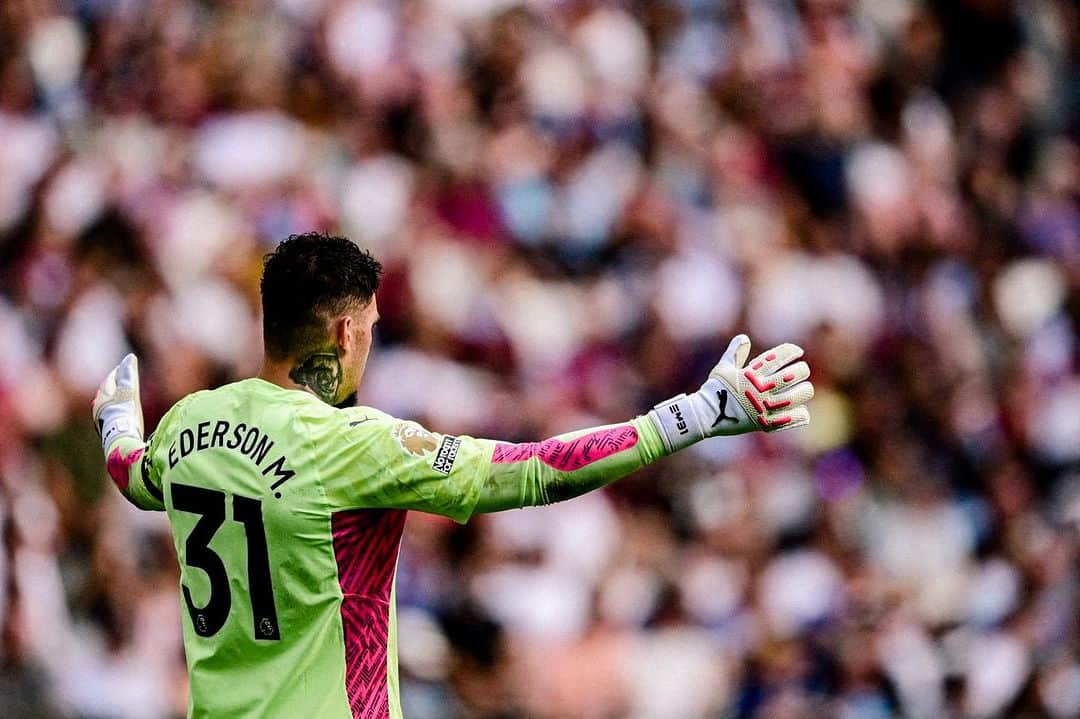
93, 232, 812, 719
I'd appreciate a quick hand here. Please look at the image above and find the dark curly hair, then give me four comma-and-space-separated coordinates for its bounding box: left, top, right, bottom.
260, 233, 383, 360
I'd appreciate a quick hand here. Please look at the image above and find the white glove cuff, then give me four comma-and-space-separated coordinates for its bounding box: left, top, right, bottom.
648, 392, 710, 453
98, 402, 142, 454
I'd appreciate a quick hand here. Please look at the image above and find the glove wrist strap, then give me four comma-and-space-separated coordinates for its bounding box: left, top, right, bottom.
98, 403, 143, 454
647, 392, 709, 454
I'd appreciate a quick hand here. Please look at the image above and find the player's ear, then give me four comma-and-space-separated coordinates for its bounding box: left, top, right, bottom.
334, 314, 353, 353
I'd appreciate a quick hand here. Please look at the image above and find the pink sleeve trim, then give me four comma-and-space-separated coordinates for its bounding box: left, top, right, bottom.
491, 425, 639, 472
106, 446, 144, 493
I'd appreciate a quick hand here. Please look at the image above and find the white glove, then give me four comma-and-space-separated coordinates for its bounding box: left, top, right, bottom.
648, 335, 813, 452
92, 353, 145, 455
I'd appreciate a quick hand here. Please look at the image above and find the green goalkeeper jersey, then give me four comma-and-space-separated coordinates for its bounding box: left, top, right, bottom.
110, 376, 666, 718
135, 378, 494, 719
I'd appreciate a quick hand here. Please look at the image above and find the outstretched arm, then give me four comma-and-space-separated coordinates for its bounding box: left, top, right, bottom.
324, 333, 813, 520
472, 334, 813, 513
92, 354, 165, 511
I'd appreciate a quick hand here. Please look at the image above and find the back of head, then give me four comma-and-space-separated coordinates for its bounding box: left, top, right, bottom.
260, 233, 382, 360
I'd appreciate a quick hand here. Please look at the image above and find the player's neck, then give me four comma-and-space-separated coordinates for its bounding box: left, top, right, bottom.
258, 360, 305, 394
259, 356, 356, 408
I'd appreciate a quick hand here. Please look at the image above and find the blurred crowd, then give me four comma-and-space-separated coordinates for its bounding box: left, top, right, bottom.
0, 0, 1078, 717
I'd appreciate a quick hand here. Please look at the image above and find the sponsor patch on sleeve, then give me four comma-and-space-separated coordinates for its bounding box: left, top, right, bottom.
432, 436, 462, 475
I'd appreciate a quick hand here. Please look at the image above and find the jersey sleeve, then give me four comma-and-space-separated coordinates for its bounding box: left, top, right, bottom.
104, 435, 163, 511
315, 407, 496, 523
106, 398, 185, 513
472, 416, 668, 513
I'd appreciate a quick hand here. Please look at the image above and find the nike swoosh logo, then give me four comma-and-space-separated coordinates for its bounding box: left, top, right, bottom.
349, 417, 374, 426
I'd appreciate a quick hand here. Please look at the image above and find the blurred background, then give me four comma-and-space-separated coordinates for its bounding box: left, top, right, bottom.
0, 0, 1077, 717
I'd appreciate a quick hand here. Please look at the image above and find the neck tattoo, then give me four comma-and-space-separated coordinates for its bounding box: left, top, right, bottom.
289, 352, 342, 405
